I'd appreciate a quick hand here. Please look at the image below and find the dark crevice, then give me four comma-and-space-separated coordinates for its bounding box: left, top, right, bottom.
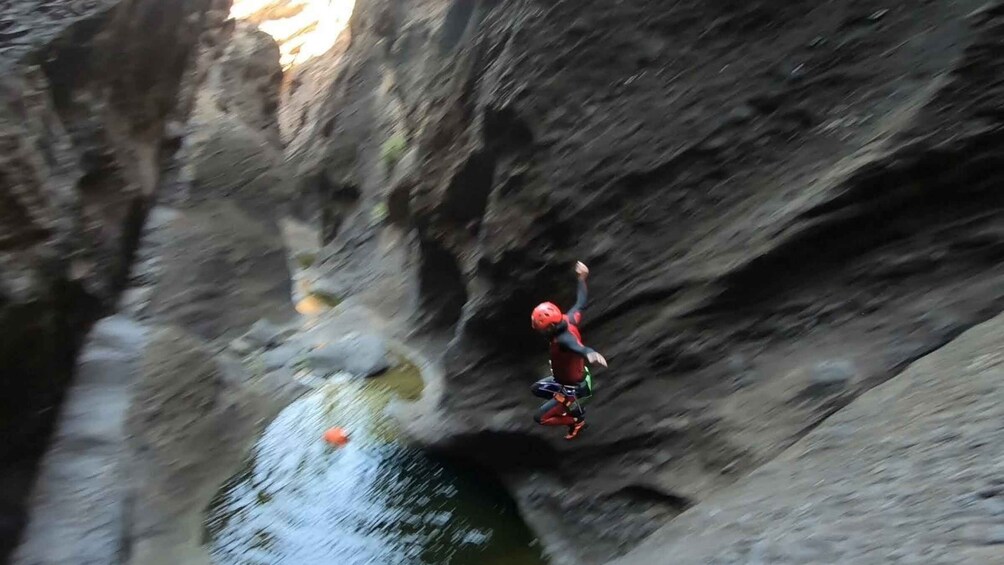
1, 8, 209, 561
316, 173, 361, 244
417, 238, 467, 329
387, 178, 413, 226
116, 487, 135, 563
483, 105, 534, 155
428, 431, 562, 474
613, 485, 693, 514
37, 8, 107, 114
440, 149, 495, 232
439, 0, 479, 53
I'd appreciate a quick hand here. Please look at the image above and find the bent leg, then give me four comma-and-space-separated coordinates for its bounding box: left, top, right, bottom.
534, 399, 576, 426
530, 376, 557, 399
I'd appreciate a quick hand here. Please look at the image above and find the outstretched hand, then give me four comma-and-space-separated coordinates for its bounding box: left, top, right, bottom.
575, 261, 589, 280
587, 351, 608, 367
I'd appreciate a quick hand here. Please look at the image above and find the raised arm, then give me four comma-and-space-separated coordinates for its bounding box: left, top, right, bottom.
566, 261, 590, 324
566, 278, 588, 323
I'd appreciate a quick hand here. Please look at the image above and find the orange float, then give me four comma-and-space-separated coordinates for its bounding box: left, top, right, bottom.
323, 427, 349, 446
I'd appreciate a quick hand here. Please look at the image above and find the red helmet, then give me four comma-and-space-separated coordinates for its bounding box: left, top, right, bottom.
531, 302, 563, 331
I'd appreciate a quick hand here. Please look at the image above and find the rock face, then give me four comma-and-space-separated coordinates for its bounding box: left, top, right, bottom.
123, 328, 298, 565
611, 311, 1004, 565
135, 21, 295, 341
10, 316, 148, 565
133, 199, 293, 341
0, 0, 226, 557
182, 22, 290, 218
299, 0, 1004, 562
10, 3, 300, 563
14, 318, 302, 565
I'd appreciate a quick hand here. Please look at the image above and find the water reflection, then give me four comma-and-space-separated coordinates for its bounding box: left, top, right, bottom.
206, 365, 547, 565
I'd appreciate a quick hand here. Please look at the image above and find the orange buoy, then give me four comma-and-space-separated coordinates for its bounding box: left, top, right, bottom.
323, 427, 349, 446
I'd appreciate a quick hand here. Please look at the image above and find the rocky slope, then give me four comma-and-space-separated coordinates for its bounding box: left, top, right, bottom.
0, 0, 231, 557
297, 0, 1004, 562
611, 310, 1004, 565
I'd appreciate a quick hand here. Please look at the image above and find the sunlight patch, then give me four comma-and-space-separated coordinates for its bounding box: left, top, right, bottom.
230, 0, 355, 68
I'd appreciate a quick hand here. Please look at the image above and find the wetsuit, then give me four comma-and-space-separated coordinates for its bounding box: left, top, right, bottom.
531, 279, 596, 426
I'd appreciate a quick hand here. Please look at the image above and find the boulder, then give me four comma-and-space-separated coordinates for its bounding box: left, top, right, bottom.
306, 333, 391, 378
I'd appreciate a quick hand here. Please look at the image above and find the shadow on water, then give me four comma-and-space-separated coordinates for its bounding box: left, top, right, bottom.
205, 361, 548, 565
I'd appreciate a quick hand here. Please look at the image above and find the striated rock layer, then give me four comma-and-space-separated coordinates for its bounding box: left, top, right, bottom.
299, 0, 1004, 562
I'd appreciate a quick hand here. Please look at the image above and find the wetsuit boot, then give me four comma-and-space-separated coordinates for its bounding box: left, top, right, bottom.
565, 418, 586, 440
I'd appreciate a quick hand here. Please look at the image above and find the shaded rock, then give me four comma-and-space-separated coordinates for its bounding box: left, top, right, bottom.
0, 0, 215, 457
306, 333, 391, 378
136, 202, 295, 340
261, 343, 304, 372
229, 337, 255, 357
810, 359, 856, 389
15, 10, 299, 563
13, 315, 147, 565
245, 319, 295, 349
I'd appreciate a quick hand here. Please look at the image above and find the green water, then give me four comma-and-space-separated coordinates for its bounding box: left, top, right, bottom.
205, 365, 547, 565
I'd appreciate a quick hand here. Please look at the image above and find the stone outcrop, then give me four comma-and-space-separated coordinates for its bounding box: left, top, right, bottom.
294, 0, 1004, 562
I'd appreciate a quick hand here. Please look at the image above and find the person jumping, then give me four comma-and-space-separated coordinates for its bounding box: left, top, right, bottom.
530, 261, 607, 440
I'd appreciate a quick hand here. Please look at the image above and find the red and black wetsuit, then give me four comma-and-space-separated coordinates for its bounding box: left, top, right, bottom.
532, 279, 595, 426
548, 280, 595, 385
